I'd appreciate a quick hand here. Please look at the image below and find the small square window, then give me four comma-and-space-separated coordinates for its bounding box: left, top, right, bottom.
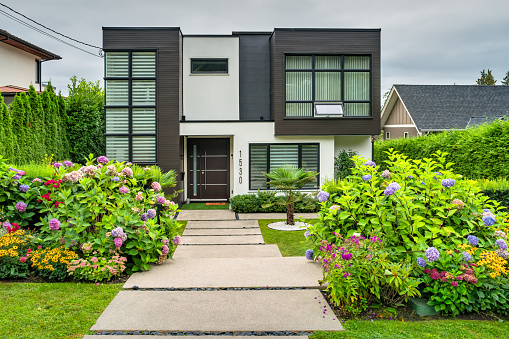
404, 132, 409, 138
386, 132, 390, 139
191, 59, 228, 74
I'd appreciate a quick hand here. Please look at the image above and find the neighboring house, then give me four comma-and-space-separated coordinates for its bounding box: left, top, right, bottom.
0, 29, 61, 104
102, 27, 381, 202
381, 85, 509, 139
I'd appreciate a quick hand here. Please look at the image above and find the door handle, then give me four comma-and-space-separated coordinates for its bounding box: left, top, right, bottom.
204, 151, 207, 190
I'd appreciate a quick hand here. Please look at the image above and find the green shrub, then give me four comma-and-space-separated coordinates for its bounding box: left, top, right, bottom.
375, 120, 509, 180
476, 178, 509, 207
230, 191, 319, 213
334, 149, 358, 179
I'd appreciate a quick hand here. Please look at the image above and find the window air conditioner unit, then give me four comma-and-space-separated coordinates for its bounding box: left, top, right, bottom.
314, 103, 344, 117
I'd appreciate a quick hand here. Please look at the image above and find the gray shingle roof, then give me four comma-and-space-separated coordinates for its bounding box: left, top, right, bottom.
394, 85, 509, 130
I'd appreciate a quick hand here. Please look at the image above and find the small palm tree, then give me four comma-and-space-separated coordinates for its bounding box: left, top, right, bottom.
263, 165, 318, 225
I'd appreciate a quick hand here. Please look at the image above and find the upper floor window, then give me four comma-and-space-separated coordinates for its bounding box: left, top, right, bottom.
285, 55, 371, 117
35, 59, 41, 84
191, 58, 228, 74
104, 51, 157, 164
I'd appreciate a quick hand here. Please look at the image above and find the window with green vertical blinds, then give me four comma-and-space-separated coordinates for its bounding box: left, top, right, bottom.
285, 55, 371, 117
104, 51, 157, 163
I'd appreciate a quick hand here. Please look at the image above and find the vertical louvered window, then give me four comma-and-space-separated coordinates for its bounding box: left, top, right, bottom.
104, 51, 157, 164
285, 55, 371, 117
249, 143, 319, 190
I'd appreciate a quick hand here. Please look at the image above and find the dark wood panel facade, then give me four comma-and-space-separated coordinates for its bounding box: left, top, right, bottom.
103, 28, 183, 196
270, 28, 381, 136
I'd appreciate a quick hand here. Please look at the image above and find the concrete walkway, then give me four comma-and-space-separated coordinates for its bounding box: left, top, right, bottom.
89, 210, 343, 335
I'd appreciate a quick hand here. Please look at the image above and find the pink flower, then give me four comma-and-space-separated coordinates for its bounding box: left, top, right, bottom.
114, 237, 123, 248
18, 171, 25, 176
157, 196, 166, 204
20, 257, 27, 263
119, 186, 129, 194
161, 245, 169, 256
122, 167, 133, 177
15, 201, 27, 213
97, 156, 109, 164
135, 192, 143, 201
49, 218, 61, 231
172, 235, 182, 245
32, 178, 42, 183
91, 257, 98, 263
151, 181, 161, 192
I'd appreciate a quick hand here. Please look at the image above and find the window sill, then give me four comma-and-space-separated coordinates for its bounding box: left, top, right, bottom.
283, 116, 372, 120
189, 73, 230, 76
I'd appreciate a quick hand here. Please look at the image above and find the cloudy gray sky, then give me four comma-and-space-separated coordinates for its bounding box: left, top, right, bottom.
2, 0, 509, 96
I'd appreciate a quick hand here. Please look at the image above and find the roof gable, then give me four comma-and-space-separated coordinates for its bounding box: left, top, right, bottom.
0, 29, 61, 60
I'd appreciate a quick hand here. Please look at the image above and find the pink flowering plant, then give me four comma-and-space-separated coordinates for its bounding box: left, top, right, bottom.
314, 232, 420, 316
67, 249, 128, 282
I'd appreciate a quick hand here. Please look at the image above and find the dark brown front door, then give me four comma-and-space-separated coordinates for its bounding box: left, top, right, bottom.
187, 138, 230, 200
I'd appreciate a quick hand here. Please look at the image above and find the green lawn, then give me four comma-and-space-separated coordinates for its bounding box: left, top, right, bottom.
0, 283, 122, 339
258, 219, 316, 256
180, 202, 230, 210
312, 319, 509, 339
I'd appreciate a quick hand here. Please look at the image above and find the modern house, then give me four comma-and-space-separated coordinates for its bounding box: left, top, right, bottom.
0, 29, 61, 104
102, 27, 381, 202
381, 85, 509, 139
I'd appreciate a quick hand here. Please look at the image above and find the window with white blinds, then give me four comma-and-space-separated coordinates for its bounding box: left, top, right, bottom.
285, 55, 371, 117
104, 51, 157, 164
249, 143, 319, 190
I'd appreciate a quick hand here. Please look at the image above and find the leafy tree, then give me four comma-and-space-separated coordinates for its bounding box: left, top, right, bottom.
335, 149, 358, 179
502, 71, 509, 86
262, 165, 318, 225
476, 69, 497, 85
65, 76, 105, 163
0, 95, 7, 157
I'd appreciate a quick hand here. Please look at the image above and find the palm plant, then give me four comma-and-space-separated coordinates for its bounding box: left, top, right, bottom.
263, 165, 318, 225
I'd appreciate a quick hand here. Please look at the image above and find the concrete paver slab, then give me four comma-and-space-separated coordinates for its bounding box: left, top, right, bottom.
177, 210, 236, 221
183, 228, 262, 236
183, 235, 265, 245
90, 290, 343, 332
124, 257, 323, 289
238, 213, 318, 220
185, 220, 259, 229
86, 337, 308, 339
173, 244, 282, 258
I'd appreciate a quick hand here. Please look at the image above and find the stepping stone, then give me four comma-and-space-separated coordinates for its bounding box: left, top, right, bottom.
85, 337, 308, 339
90, 290, 343, 332
182, 235, 264, 245
177, 210, 236, 221
237, 213, 318, 220
183, 228, 262, 236
123, 257, 323, 289
185, 220, 259, 229
173, 244, 282, 258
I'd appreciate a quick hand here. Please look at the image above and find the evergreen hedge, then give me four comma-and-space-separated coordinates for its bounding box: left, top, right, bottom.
374, 120, 509, 180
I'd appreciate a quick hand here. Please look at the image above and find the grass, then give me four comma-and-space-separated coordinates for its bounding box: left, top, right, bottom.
0, 282, 122, 339
311, 319, 509, 339
258, 219, 316, 256
180, 203, 230, 210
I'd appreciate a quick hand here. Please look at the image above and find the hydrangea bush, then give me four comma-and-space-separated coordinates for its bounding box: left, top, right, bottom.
0, 154, 183, 278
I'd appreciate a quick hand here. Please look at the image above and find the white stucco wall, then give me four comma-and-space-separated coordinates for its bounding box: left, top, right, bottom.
334, 135, 373, 160
183, 37, 239, 121
181, 122, 338, 197
0, 43, 38, 88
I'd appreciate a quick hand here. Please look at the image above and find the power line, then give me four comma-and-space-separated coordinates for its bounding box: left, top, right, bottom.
0, 2, 101, 49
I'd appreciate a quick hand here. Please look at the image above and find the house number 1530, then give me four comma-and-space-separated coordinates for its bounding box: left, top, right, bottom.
239, 150, 243, 184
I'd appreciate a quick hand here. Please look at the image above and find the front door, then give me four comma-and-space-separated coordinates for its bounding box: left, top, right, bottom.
187, 138, 230, 200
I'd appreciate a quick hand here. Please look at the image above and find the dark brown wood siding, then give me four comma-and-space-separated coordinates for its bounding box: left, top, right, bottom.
103, 28, 182, 195
270, 29, 381, 136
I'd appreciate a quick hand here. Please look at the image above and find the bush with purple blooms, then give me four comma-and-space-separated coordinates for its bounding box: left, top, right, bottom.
314, 232, 420, 315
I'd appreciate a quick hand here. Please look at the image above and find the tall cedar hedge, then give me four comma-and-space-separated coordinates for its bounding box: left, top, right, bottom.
374, 120, 509, 180
0, 78, 104, 165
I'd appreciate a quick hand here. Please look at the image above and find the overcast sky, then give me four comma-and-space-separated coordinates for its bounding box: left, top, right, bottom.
2, 0, 509, 96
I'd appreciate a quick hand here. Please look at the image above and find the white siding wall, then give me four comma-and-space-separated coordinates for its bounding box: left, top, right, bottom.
183, 37, 239, 121
334, 135, 373, 160
0, 43, 38, 88
181, 122, 337, 196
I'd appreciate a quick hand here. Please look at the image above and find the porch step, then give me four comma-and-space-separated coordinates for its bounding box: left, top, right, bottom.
182, 235, 264, 245
177, 210, 236, 221
183, 228, 262, 236
90, 290, 342, 332
173, 244, 282, 259
185, 220, 259, 229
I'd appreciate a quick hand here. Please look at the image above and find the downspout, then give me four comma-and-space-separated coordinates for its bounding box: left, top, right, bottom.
371, 135, 376, 161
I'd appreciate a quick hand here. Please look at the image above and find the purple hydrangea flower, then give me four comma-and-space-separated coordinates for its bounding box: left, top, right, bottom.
467, 235, 479, 246
2, 221, 11, 230
173, 235, 182, 246
114, 237, 123, 247
384, 182, 401, 196
63, 161, 73, 167
382, 170, 391, 179
317, 191, 329, 203
111, 176, 120, 182
462, 251, 472, 261
483, 208, 491, 213
147, 209, 157, 219
119, 186, 129, 194
433, 172, 442, 179
425, 247, 440, 262
496, 239, 508, 250
97, 156, 109, 164
364, 160, 376, 167
141, 213, 149, 221
49, 218, 61, 231
111, 227, 124, 238
407, 175, 414, 179
19, 184, 29, 193
13, 174, 21, 181
15, 201, 27, 213
362, 174, 372, 181
304, 230, 311, 238
441, 179, 455, 188
157, 196, 166, 204
305, 249, 314, 260
483, 214, 496, 227
416, 257, 426, 267
161, 245, 169, 256
122, 167, 133, 177
342, 252, 353, 260
53, 162, 63, 169
343, 272, 351, 278
9, 167, 19, 172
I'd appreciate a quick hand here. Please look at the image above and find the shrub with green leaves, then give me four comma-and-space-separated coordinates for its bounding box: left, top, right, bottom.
334, 149, 358, 179
309, 150, 509, 256
230, 191, 319, 213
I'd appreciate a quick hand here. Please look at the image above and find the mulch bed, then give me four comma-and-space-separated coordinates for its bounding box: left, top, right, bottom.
1, 274, 131, 285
